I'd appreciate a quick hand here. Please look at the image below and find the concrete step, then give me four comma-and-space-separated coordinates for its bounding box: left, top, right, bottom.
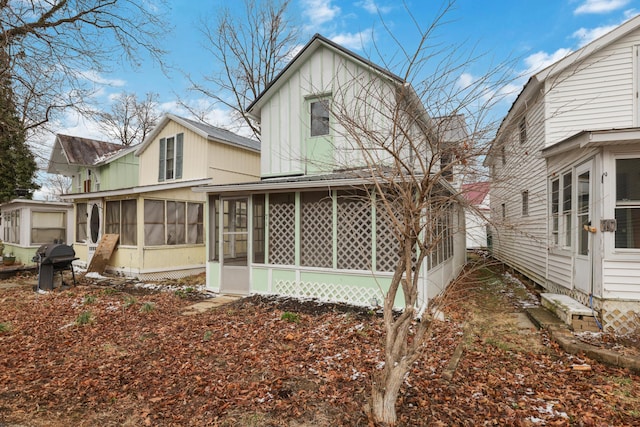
540, 293, 601, 332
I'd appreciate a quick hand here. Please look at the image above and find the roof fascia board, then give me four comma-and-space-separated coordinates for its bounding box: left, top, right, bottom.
60, 178, 213, 200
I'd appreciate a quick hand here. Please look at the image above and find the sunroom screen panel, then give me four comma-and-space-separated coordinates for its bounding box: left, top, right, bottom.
301, 191, 333, 268
337, 191, 372, 270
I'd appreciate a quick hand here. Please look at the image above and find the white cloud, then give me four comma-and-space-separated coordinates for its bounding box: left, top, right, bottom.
330, 31, 372, 50
523, 48, 573, 74
574, 0, 630, 14
572, 24, 618, 45
302, 0, 341, 27
77, 70, 126, 87
356, 0, 391, 14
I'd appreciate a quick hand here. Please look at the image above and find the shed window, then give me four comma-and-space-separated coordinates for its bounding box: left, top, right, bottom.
522, 190, 529, 216
615, 158, 640, 248
2, 210, 19, 244
31, 212, 66, 245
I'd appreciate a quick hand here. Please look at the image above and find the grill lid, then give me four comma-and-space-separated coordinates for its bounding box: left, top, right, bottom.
34, 243, 76, 263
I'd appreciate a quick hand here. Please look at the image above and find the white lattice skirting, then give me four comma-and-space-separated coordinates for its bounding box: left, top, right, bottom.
273, 280, 384, 307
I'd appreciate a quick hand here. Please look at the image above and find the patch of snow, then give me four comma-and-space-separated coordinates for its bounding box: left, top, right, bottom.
85, 272, 107, 280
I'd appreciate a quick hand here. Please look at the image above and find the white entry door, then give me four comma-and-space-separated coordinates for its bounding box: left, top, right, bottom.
574, 162, 592, 294
220, 198, 250, 294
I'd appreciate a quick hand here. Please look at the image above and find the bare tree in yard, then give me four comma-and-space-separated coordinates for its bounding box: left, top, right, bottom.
324, 8, 514, 426
0, 0, 167, 137
189, 0, 300, 139
93, 92, 162, 146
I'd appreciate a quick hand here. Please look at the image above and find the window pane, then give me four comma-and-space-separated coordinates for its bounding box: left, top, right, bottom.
105, 201, 120, 235
121, 200, 137, 245
551, 179, 559, 244
76, 203, 87, 243
31, 212, 66, 244
577, 171, 589, 256
166, 137, 175, 180
615, 208, 640, 248
616, 158, 640, 202
144, 200, 165, 246
209, 197, 219, 261
252, 195, 265, 263
187, 203, 203, 244
166, 201, 185, 245
563, 173, 572, 248
310, 100, 330, 136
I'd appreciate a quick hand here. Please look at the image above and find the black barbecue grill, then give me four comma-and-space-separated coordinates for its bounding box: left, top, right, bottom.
33, 243, 78, 291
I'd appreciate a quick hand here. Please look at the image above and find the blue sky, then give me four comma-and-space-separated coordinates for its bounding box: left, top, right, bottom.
52, 0, 640, 140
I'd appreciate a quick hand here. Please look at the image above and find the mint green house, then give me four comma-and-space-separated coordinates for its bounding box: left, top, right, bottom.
196, 35, 466, 308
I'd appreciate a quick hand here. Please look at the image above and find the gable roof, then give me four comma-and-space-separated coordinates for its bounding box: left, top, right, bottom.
135, 113, 260, 156
493, 14, 640, 149
246, 33, 407, 118
47, 134, 130, 175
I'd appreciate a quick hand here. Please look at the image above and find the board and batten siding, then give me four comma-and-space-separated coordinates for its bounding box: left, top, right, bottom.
260, 45, 399, 177
138, 121, 210, 186
491, 95, 548, 284
544, 28, 640, 145
208, 142, 260, 184
98, 151, 139, 191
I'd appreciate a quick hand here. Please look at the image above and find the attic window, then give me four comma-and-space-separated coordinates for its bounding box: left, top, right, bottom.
310, 100, 330, 137
158, 133, 184, 181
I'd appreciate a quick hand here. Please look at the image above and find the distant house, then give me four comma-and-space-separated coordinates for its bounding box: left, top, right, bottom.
488, 15, 640, 333
462, 182, 490, 249
195, 34, 466, 308
0, 199, 73, 265
47, 114, 260, 279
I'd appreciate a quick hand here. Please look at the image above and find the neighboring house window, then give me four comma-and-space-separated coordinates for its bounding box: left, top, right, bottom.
76, 203, 87, 243
551, 179, 559, 244
144, 199, 203, 246
562, 172, 572, 247
441, 150, 454, 181
519, 117, 527, 144
105, 200, 137, 245
310, 99, 330, 136
158, 133, 184, 181
615, 158, 640, 248
2, 210, 19, 243
522, 190, 529, 216
501, 203, 506, 219
549, 172, 572, 248
501, 146, 506, 166
31, 211, 66, 245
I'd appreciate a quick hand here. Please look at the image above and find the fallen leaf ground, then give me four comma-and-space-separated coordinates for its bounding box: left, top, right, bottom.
0, 262, 638, 426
